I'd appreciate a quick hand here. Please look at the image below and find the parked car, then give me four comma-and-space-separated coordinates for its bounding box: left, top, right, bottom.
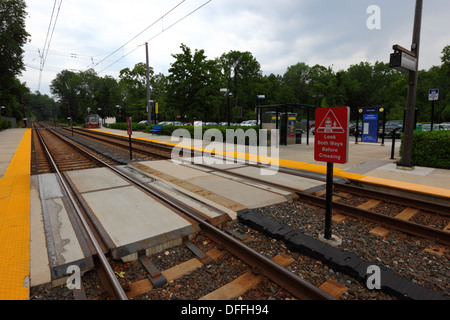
205, 122, 218, 126
240, 120, 257, 127
421, 124, 441, 131
349, 123, 361, 136
138, 120, 148, 125
194, 121, 206, 126
439, 123, 450, 130
378, 120, 403, 138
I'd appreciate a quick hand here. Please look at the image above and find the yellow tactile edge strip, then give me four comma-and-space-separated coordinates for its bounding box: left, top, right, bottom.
0, 129, 31, 300
93, 129, 450, 199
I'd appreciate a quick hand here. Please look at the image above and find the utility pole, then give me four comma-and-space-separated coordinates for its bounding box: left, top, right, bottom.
398, 0, 423, 169
146, 42, 152, 125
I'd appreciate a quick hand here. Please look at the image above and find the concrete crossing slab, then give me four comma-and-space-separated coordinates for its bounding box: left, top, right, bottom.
227, 166, 325, 192
66, 167, 130, 193
135, 160, 292, 211
65, 167, 200, 261
36, 174, 94, 280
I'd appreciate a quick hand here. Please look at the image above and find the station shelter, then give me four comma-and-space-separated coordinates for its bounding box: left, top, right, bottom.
256, 104, 316, 146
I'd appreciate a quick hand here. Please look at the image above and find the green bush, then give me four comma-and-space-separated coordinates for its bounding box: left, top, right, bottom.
109, 123, 262, 145
0, 118, 12, 130
144, 125, 261, 145
109, 122, 149, 132
401, 130, 450, 169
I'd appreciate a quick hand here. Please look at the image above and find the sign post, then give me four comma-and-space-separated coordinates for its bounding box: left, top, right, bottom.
429, 89, 439, 131
126, 117, 133, 160
314, 107, 350, 242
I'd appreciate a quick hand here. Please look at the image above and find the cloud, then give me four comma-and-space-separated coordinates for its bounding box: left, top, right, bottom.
20, 0, 450, 96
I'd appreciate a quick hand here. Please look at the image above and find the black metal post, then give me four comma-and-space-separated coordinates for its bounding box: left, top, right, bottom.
431, 101, 435, 131
306, 106, 310, 145
275, 107, 279, 130
227, 94, 230, 127
391, 129, 397, 159
129, 135, 133, 161
381, 109, 386, 146
355, 111, 359, 144
324, 162, 334, 240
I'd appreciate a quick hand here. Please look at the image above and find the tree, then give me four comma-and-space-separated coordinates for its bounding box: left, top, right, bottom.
219, 51, 263, 121
50, 69, 122, 123
26, 91, 57, 121
167, 44, 222, 122
438, 46, 450, 121
95, 76, 121, 121
282, 62, 312, 104
0, 0, 30, 121
0, 0, 29, 78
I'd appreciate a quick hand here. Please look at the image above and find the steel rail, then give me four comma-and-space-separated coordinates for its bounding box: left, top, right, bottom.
297, 192, 450, 246
46, 126, 335, 300
110, 168, 335, 300
54, 125, 449, 247
35, 128, 128, 300
193, 163, 450, 246
332, 182, 450, 217
63, 125, 449, 213
60, 126, 173, 158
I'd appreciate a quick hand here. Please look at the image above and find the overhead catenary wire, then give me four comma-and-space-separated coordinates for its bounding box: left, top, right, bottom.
38, 0, 63, 92
98, 0, 213, 74
92, 0, 187, 71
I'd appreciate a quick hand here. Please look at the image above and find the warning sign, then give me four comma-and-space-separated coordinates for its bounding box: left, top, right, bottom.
314, 107, 350, 164
316, 109, 346, 134
126, 117, 132, 136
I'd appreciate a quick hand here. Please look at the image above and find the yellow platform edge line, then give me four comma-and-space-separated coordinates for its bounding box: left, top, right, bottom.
91, 129, 450, 199
0, 129, 31, 300
358, 176, 450, 199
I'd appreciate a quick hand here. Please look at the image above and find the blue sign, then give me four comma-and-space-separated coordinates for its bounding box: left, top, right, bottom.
429, 89, 439, 101
362, 113, 378, 142
363, 108, 380, 113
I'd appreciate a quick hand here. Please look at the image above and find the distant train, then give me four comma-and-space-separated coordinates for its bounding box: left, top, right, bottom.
85, 114, 100, 129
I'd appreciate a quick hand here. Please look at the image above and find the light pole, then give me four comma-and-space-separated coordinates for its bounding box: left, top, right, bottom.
116, 105, 122, 122
256, 95, 265, 126
312, 94, 324, 146
145, 43, 153, 126
220, 89, 233, 126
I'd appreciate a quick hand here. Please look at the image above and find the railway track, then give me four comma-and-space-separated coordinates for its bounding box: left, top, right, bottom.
56, 124, 173, 160
31, 123, 448, 300
32, 124, 120, 174
32, 124, 335, 301
192, 162, 450, 247
33, 126, 128, 300
44, 124, 450, 245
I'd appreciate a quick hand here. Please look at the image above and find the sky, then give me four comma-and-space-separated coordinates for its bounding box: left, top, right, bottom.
20, 0, 450, 97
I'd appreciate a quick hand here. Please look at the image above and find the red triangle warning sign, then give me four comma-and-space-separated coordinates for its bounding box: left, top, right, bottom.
316, 109, 345, 133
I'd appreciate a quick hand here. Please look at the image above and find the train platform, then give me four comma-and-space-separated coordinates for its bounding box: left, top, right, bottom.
92, 127, 450, 199
0, 128, 31, 300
